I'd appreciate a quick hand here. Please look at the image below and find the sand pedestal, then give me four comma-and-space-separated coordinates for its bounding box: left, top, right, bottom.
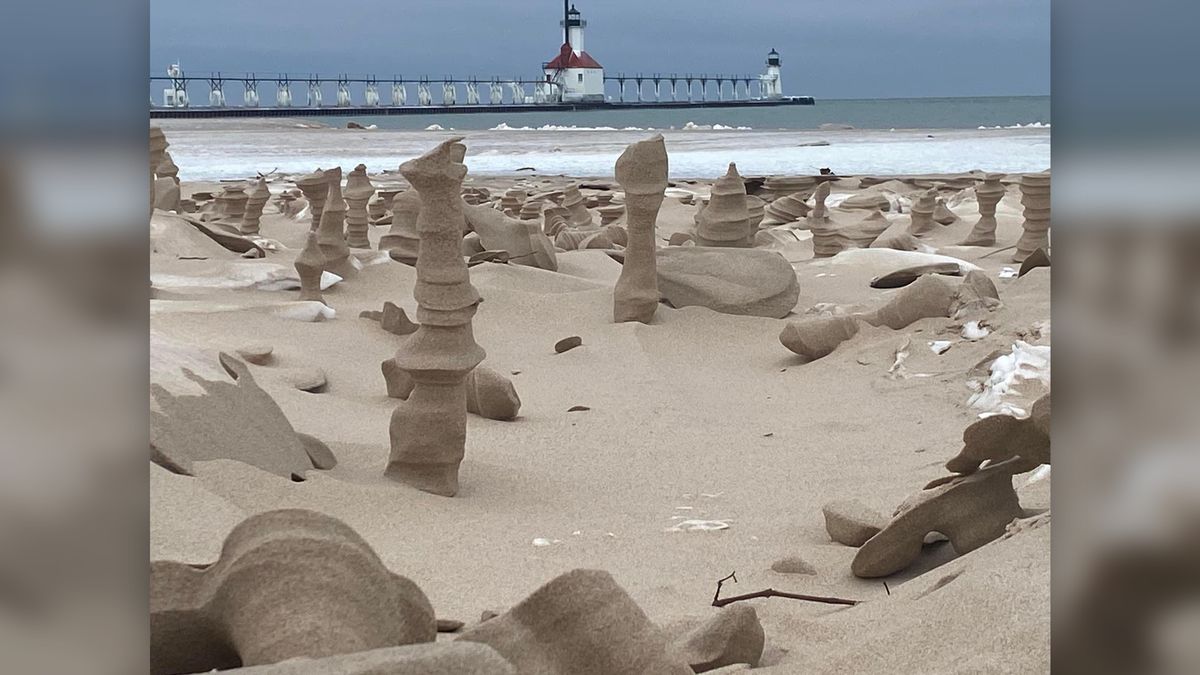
1014, 171, 1050, 262
385, 138, 485, 497
961, 173, 1005, 246
612, 134, 668, 323
344, 164, 376, 248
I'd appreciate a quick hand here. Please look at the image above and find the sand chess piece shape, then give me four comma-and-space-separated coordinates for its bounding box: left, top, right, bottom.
1014, 171, 1051, 262
369, 188, 397, 220
850, 459, 1025, 578
960, 173, 1005, 246
905, 188, 937, 237
385, 138, 486, 497
457, 569, 693, 675
380, 189, 422, 264
612, 134, 668, 323
562, 183, 594, 227
317, 167, 356, 278
779, 315, 860, 363
241, 177, 271, 236
695, 163, 753, 248
500, 189, 524, 217
344, 164, 376, 248
150, 509, 436, 674
157, 150, 180, 182
295, 230, 327, 304
216, 184, 249, 226
295, 168, 329, 232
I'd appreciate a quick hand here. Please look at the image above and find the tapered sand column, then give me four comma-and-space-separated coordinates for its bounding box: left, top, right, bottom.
317, 167, 356, 278
906, 188, 937, 236
385, 138, 485, 497
612, 134, 668, 323
295, 168, 328, 232
1014, 171, 1050, 262
344, 164, 375, 248
241, 177, 270, 236
695, 163, 753, 247
960, 173, 1005, 246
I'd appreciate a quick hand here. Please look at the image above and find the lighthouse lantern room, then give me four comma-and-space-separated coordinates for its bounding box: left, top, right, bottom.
542, 3, 605, 102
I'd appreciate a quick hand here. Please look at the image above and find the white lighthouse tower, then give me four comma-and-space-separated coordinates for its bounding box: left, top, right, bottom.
759, 48, 783, 99
542, 3, 605, 102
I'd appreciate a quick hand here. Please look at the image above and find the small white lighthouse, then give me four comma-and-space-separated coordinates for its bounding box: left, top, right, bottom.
542, 3, 605, 102
759, 48, 783, 99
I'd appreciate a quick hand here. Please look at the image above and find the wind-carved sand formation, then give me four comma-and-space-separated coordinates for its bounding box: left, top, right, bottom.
380, 188, 422, 264
612, 134, 668, 324
240, 176, 270, 236
1014, 171, 1051, 262
695, 163, 753, 248
384, 138, 486, 497
961, 172, 1005, 246
152, 123, 1051, 673
344, 163, 376, 248
295, 167, 328, 231
317, 167, 357, 278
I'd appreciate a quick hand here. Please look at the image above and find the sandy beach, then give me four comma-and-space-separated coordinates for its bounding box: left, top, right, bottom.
149, 127, 1050, 673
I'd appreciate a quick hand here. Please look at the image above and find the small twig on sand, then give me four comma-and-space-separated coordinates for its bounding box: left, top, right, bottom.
712, 571, 861, 608
979, 244, 1017, 259
883, 581, 891, 596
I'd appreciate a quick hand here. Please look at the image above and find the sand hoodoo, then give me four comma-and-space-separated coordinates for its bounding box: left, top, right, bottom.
905, 187, 937, 236
380, 189, 422, 264
612, 134, 668, 324
344, 163, 376, 248
295, 167, 329, 231
150, 509, 436, 674
695, 163, 753, 247
960, 172, 1005, 246
500, 189, 524, 217
1014, 171, 1050, 262
215, 183, 249, 226
240, 176, 270, 236
294, 230, 327, 303
384, 138, 486, 497
562, 183, 594, 228
457, 569, 693, 675
316, 167, 356, 278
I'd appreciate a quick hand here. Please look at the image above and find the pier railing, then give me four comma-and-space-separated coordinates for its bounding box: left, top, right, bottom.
149, 70, 778, 110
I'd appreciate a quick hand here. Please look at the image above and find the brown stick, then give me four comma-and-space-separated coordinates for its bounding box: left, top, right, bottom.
712, 571, 861, 608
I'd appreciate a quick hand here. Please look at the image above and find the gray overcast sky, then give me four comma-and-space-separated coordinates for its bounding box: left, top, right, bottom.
149, 0, 1049, 98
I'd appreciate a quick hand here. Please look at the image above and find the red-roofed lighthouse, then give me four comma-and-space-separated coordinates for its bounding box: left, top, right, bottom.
543, 4, 605, 102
